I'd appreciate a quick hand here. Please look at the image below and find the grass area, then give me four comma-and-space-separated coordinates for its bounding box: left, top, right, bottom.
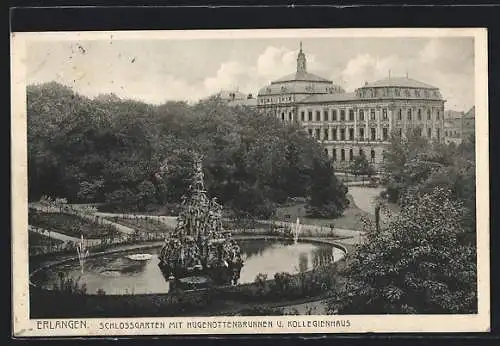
274, 195, 373, 232
109, 217, 175, 233
29, 209, 120, 239
29, 232, 64, 247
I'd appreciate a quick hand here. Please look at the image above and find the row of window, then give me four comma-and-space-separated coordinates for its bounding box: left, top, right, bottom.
357, 87, 440, 99
308, 126, 442, 141
326, 147, 377, 163
307, 127, 390, 141
300, 108, 441, 123
261, 96, 294, 104
279, 112, 294, 121
394, 127, 441, 140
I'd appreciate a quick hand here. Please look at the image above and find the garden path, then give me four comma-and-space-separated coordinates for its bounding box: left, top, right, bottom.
28, 225, 103, 246
347, 186, 385, 216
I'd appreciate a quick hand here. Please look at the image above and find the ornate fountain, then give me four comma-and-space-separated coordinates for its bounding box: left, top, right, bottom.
158, 155, 244, 286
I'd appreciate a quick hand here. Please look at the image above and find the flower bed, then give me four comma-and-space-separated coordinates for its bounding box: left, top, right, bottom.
29, 209, 121, 239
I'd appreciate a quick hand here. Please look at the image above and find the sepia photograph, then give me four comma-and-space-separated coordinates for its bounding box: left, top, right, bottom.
11, 28, 489, 336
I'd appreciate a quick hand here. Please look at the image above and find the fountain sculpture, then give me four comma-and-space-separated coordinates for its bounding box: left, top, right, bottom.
76, 234, 89, 273
158, 155, 244, 286
292, 217, 302, 244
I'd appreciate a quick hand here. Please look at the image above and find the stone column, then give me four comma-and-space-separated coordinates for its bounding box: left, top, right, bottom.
354, 107, 358, 144
388, 107, 393, 139
376, 108, 381, 141
365, 107, 369, 143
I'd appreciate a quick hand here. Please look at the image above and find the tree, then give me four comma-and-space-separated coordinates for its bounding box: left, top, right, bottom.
329, 187, 477, 314
306, 158, 349, 218
349, 153, 375, 184
27, 82, 344, 218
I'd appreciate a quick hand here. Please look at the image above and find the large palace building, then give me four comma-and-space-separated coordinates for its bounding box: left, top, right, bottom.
254, 43, 446, 171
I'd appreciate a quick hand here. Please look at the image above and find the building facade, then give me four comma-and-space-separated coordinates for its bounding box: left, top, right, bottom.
256, 43, 446, 171
444, 110, 465, 145
443, 106, 475, 145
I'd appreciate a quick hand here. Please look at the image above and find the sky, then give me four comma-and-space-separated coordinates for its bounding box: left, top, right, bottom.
26, 35, 475, 112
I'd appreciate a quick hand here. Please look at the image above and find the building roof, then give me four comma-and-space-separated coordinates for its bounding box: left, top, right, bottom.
258, 82, 343, 96
299, 92, 357, 104
363, 76, 438, 89
464, 106, 475, 118
227, 98, 258, 107
215, 90, 247, 101
271, 71, 332, 84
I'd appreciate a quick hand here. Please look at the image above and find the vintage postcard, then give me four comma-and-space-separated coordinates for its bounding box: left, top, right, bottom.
11, 28, 490, 337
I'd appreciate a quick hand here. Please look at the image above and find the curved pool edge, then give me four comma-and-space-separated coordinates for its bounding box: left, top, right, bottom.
29, 236, 349, 296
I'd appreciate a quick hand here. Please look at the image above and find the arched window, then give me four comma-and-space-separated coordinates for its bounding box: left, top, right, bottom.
349, 149, 354, 161
341, 149, 346, 161
407, 109, 412, 121
359, 109, 364, 121
370, 149, 376, 163
332, 148, 337, 161
359, 148, 364, 157
398, 109, 402, 120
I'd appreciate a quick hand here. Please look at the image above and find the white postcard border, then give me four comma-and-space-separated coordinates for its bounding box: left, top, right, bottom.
11, 28, 490, 337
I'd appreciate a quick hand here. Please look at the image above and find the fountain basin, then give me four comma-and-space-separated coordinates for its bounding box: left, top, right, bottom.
30, 238, 346, 296
126, 254, 153, 261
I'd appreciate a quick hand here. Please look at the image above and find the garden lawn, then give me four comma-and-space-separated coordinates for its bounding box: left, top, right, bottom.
29, 231, 64, 247
107, 217, 175, 233
28, 209, 120, 239
274, 195, 373, 232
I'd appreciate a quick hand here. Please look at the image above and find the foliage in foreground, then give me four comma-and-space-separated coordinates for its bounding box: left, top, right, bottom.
328, 187, 477, 314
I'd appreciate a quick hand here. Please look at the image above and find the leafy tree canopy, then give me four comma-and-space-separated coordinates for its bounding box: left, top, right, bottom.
28, 82, 346, 218
329, 187, 477, 314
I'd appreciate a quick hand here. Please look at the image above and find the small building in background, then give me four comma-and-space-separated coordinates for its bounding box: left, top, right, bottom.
444, 106, 475, 145
444, 110, 465, 145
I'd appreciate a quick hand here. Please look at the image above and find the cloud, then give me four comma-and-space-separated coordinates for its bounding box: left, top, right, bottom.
417, 38, 475, 110
419, 38, 474, 68
256, 45, 326, 81
204, 61, 254, 92
26, 39, 475, 111
339, 54, 404, 91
